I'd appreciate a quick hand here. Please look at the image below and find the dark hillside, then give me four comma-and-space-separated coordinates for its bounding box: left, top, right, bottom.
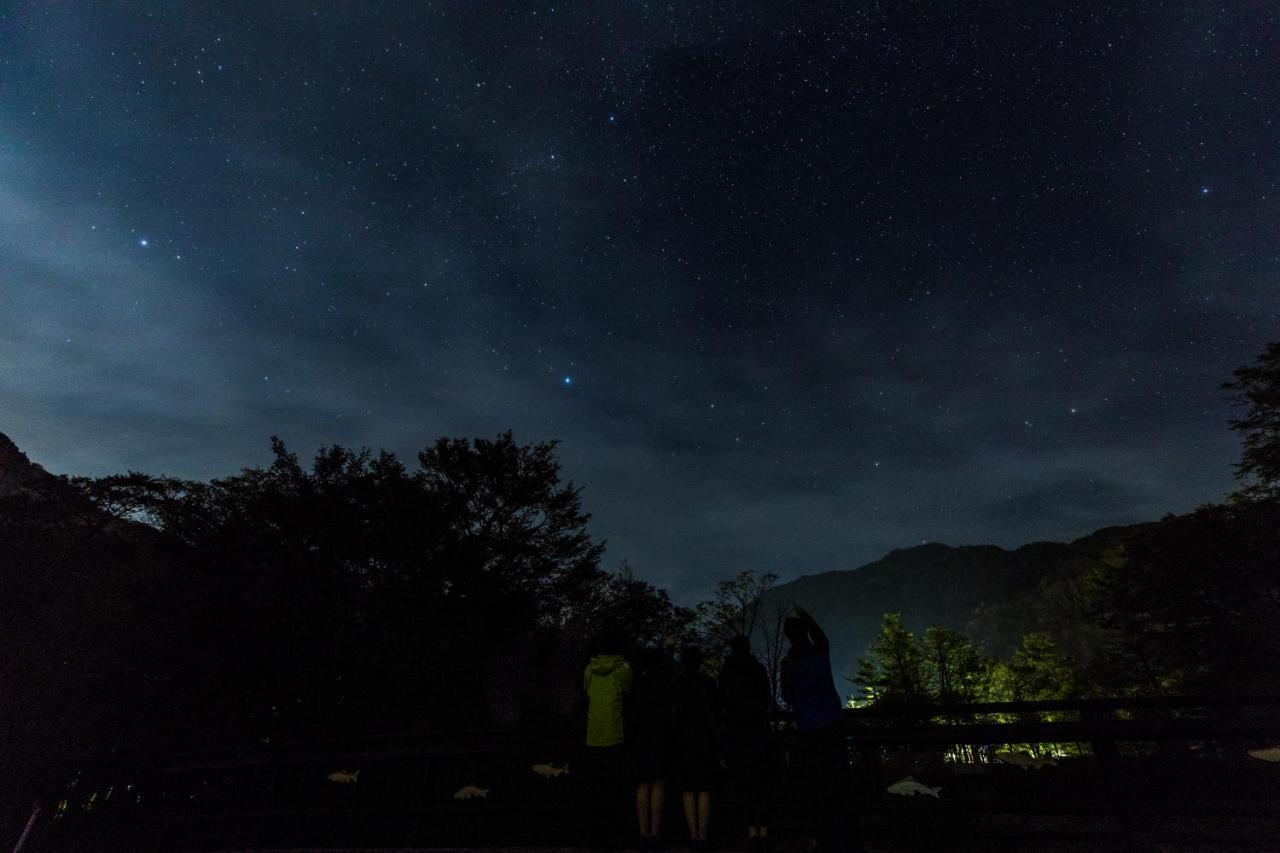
766, 527, 1143, 691
0, 433, 186, 816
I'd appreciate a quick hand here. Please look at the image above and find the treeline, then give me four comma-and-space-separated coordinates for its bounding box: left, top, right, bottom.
0, 434, 705, 809
854, 617, 1077, 706
854, 342, 1280, 706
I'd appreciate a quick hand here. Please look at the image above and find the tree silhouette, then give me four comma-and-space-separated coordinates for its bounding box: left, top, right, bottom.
695, 569, 779, 650
759, 596, 793, 707
68, 432, 611, 739
921, 625, 989, 703
1090, 499, 1280, 695
1223, 341, 1280, 502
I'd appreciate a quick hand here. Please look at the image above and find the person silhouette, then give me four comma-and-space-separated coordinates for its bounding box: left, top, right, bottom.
781, 606, 862, 853
583, 630, 634, 850
632, 640, 677, 847
718, 635, 774, 853
672, 645, 719, 851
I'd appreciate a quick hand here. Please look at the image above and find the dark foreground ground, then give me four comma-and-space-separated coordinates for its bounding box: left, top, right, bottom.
14, 699, 1280, 852
185, 843, 1274, 853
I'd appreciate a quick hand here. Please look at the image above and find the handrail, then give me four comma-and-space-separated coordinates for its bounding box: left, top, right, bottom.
836, 694, 1280, 718
160, 695, 1280, 764
32, 695, 1280, 852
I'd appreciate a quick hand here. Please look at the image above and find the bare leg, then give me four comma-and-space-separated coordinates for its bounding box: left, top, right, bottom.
696, 791, 711, 841
650, 781, 666, 838
682, 791, 698, 839
637, 783, 652, 836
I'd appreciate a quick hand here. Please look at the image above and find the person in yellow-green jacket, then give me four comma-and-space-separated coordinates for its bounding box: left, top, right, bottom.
583, 630, 633, 849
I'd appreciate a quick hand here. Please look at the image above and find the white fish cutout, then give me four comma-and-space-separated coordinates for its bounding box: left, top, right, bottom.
327, 770, 360, 783
531, 763, 570, 778
1248, 746, 1280, 762
454, 785, 490, 800
886, 776, 941, 798
994, 751, 1057, 770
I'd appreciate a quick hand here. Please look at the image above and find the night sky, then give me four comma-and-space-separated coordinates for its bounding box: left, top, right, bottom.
3, 4, 1277, 602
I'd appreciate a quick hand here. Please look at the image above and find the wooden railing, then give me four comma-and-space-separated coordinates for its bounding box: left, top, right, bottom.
14, 695, 1280, 851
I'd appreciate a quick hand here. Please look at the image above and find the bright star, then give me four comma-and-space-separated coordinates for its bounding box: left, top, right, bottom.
138, 238, 149, 247
563, 376, 572, 386
1199, 186, 1210, 195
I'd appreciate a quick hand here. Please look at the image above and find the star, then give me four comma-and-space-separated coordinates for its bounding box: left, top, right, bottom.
563, 376, 572, 386
1199, 186, 1211, 195
138, 238, 150, 248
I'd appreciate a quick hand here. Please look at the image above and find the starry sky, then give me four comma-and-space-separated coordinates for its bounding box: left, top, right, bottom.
2, 3, 1277, 602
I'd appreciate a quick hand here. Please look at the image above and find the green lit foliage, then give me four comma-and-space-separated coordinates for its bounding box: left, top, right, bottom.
998, 632, 1078, 701
854, 614, 1080, 707
921, 625, 992, 703
1223, 340, 1280, 503
854, 613, 928, 705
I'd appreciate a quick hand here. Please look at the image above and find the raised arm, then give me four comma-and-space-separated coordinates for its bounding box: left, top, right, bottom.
794, 606, 829, 653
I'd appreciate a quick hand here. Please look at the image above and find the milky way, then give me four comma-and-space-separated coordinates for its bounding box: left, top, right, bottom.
2, 4, 1276, 601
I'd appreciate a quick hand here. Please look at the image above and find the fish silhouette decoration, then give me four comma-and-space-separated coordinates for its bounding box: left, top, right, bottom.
454, 785, 490, 800
1248, 746, 1280, 762
994, 751, 1058, 770
531, 763, 570, 778
327, 770, 360, 783
886, 776, 941, 798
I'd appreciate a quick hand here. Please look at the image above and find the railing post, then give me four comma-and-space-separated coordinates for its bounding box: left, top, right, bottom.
1081, 706, 1119, 768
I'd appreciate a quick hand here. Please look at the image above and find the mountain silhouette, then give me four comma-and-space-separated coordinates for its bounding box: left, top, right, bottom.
766, 526, 1143, 691
0, 432, 62, 497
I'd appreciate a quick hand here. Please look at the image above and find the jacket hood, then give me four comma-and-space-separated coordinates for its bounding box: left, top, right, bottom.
588, 654, 628, 676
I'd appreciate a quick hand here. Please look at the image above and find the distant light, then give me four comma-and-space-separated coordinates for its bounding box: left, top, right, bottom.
138, 238, 149, 247
1200, 186, 1211, 195
563, 376, 572, 385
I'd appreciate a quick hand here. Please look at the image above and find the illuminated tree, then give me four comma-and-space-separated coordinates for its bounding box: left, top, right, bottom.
854, 613, 928, 705
921, 625, 990, 703
1001, 632, 1077, 701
